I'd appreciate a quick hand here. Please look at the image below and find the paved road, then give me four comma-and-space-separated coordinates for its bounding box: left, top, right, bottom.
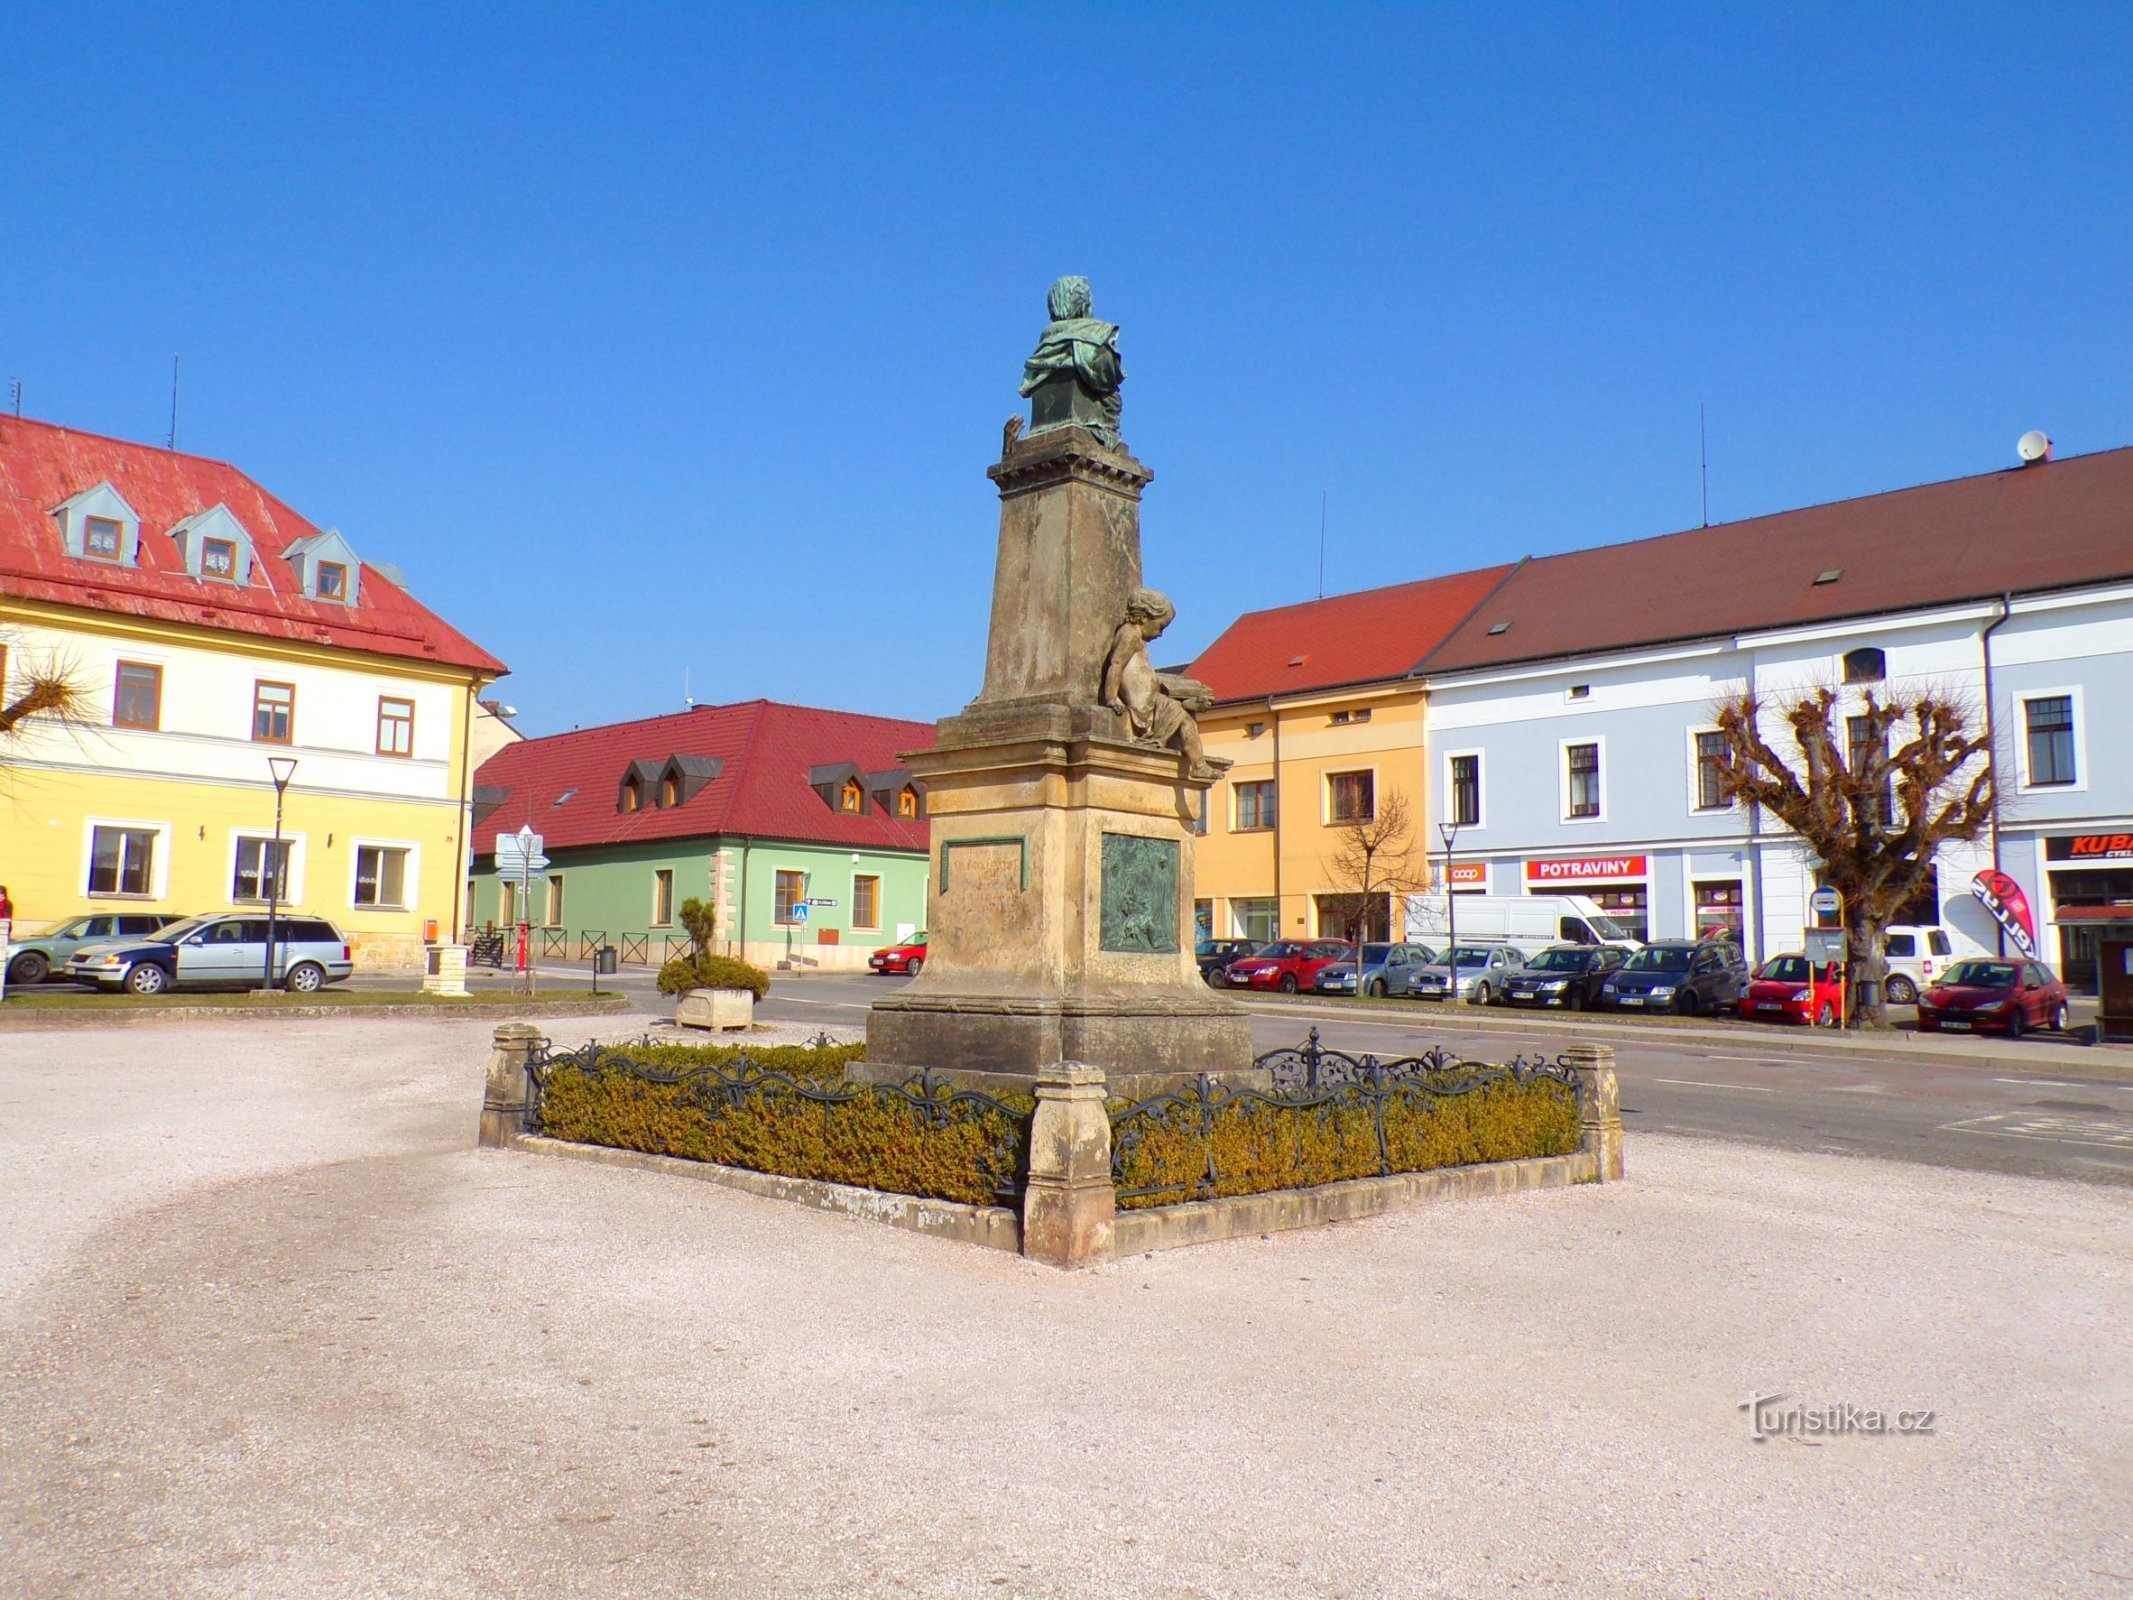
737, 970, 2133, 1188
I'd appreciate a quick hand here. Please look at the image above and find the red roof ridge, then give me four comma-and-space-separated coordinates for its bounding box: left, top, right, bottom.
0, 413, 255, 479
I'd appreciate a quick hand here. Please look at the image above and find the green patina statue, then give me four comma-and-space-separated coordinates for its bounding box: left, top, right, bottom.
1019, 275, 1124, 446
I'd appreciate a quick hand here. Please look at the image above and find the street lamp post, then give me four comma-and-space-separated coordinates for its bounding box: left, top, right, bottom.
1438, 820, 1462, 1001
264, 757, 298, 991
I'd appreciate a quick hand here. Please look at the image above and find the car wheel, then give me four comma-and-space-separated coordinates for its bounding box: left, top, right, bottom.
2050, 1003, 2068, 1032
7, 950, 48, 985
1468, 981, 1492, 1006
1676, 990, 1699, 1017
284, 961, 327, 994
1564, 988, 1583, 1012
1367, 978, 1387, 998
906, 958, 923, 978
2005, 1006, 2024, 1039
1816, 1002, 1836, 1027
1278, 974, 1299, 994
1204, 968, 1223, 988
1886, 976, 1917, 1006
123, 962, 170, 996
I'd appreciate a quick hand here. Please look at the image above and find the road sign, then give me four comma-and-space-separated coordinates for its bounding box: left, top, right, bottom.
495, 827, 549, 874
803, 897, 838, 908
1805, 929, 1848, 965
790, 904, 811, 923
1808, 887, 1842, 919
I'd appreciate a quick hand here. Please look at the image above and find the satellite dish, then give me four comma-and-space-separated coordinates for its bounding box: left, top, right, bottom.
2017, 430, 2052, 463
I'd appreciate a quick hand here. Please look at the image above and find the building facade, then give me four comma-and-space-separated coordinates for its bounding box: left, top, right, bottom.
0, 417, 505, 969
468, 699, 933, 972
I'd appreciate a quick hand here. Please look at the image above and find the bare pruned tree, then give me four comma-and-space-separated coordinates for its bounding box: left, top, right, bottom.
1321, 788, 1430, 992
1711, 683, 1992, 1027
1, 641, 91, 750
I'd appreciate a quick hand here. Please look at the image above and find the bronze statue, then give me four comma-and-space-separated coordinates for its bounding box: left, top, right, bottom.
1102, 588, 1214, 778
1019, 275, 1124, 446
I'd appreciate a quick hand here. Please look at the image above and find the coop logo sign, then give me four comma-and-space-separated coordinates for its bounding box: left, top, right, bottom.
1524, 855, 1647, 884
2048, 833, 2133, 861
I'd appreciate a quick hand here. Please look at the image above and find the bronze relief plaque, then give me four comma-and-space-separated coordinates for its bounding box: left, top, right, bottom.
1100, 833, 1179, 954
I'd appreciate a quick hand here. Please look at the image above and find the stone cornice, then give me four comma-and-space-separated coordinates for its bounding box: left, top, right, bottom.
987, 427, 1154, 496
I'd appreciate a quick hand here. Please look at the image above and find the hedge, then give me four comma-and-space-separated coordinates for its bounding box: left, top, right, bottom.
534, 1051, 1030, 1206
656, 952, 772, 999
1111, 1075, 1581, 1210
579, 1039, 867, 1084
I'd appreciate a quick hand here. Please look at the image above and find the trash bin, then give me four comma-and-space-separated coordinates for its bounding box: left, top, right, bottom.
594, 946, 618, 977
1854, 979, 1881, 1011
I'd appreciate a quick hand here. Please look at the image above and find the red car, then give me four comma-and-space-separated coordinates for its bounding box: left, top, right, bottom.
868, 935, 927, 976
1741, 953, 1843, 1026
1223, 939, 1353, 993
1916, 958, 2069, 1037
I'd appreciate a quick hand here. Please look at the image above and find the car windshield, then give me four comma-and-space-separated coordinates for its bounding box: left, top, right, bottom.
1261, 943, 1303, 959
43, 917, 95, 938
1443, 946, 1496, 968
1305, 943, 1350, 959
1528, 949, 1590, 972
1760, 956, 1811, 983
1943, 960, 2018, 989
1588, 914, 1633, 941
136, 916, 212, 941
1624, 946, 1694, 972
1359, 944, 1393, 963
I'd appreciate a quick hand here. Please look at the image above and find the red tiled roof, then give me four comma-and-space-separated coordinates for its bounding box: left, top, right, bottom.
0, 415, 505, 674
1422, 447, 2133, 674
1187, 565, 1518, 702
473, 699, 935, 854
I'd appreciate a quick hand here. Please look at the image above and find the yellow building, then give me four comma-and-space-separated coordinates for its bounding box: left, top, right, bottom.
1184, 567, 1516, 943
0, 417, 506, 969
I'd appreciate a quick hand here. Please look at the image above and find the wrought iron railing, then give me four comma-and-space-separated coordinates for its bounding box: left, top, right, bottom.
525, 1040, 1033, 1203
1112, 1030, 1581, 1206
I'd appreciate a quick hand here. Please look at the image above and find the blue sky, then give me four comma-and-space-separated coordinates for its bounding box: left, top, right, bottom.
6, 4, 2129, 734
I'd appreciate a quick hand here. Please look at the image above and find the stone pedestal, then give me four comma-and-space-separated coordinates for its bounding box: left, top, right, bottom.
423, 943, 470, 997
478, 1022, 543, 1148
864, 423, 1253, 1097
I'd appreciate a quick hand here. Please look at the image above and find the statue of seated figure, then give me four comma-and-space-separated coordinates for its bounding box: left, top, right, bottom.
1102, 588, 1215, 779
1019, 275, 1124, 447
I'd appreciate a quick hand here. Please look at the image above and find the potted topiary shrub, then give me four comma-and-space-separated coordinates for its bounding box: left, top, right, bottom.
660, 897, 770, 1030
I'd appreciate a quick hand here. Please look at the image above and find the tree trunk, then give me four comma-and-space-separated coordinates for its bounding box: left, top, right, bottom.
1846, 908, 1890, 1029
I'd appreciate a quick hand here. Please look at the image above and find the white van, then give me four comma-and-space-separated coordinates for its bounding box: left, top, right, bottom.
1404, 893, 1640, 950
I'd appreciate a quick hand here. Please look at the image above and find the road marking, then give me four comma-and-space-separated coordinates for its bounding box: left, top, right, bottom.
1940, 1113, 2133, 1151
1991, 1078, 2133, 1091
1827, 1084, 1887, 1095
765, 996, 869, 1010
1698, 1053, 1795, 1064
1648, 1077, 1774, 1093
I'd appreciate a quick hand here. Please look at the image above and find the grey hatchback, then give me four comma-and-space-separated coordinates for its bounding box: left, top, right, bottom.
65, 914, 354, 995
7, 912, 179, 985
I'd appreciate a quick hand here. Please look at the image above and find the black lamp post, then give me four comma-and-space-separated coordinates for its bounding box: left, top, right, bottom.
264, 757, 298, 991
1438, 819, 1462, 999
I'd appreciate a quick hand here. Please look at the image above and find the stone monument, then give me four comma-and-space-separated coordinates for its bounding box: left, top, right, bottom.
862, 277, 1254, 1098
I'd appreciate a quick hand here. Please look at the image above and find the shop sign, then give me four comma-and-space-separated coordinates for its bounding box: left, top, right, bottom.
1969, 869, 2038, 959
2047, 833, 2133, 862
1525, 854, 1647, 884
1447, 862, 1488, 886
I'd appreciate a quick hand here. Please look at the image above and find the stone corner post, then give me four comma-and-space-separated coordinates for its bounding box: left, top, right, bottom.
1022, 1062, 1116, 1269
478, 1022, 546, 1149
1562, 1042, 1624, 1181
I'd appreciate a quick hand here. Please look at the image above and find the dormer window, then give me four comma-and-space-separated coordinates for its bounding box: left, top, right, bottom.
169, 505, 257, 585
202, 538, 238, 579
897, 786, 920, 819
840, 779, 864, 813
622, 779, 643, 813
54, 482, 144, 567
660, 775, 679, 807
283, 530, 362, 605
85, 518, 124, 561
317, 561, 349, 601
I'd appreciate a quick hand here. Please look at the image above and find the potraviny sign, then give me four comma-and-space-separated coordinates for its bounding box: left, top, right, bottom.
1524, 855, 1647, 884
1969, 869, 2039, 958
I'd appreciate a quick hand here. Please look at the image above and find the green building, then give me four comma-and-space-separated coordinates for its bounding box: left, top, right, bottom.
469, 699, 932, 971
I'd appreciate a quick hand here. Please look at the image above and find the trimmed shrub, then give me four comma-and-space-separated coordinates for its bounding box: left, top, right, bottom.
534, 1052, 1030, 1206
584, 1040, 865, 1084
656, 951, 771, 999
1111, 1075, 1580, 1210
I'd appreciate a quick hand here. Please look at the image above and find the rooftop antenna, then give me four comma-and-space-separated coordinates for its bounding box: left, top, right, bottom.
683, 665, 695, 709
1699, 401, 1709, 528
1317, 489, 1327, 599
167, 354, 180, 450
7, 378, 20, 418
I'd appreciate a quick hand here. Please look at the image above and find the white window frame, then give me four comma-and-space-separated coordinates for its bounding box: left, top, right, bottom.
227, 829, 307, 906
1559, 736, 1608, 824
1441, 748, 1486, 831
82, 817, 172, 900
1323, 766, 1379, 827
2014, 686, 2087, 794
1685, 726, 1738, 814
348, 838, 420, 912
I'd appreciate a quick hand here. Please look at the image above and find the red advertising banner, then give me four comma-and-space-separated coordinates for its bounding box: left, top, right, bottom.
1968, 870, 2038, 959
1447, 862, 1488, 885
1525, 855, 1648, 884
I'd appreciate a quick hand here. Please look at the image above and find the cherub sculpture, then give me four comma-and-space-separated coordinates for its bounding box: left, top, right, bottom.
1102, 588, 1216, 779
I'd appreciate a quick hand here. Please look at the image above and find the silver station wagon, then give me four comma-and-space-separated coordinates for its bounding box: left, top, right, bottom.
65, 914, 355, 995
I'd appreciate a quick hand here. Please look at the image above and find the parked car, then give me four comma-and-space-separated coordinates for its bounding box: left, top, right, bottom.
1741, 953, 1844, 1026
1195, 938, 1261, 986
1499, 944, 1629, 1010
64, 914, 353, 995
1314, 942, 1437, 997
868, 935, 928, 976
1916, 959, 2070, 1037
1405, 943, 1531, 1005
1599, 940, 1748, 1016
1223, 940, 1353, 993
1881, 926, 1957, 1006
6, 912, 181, 985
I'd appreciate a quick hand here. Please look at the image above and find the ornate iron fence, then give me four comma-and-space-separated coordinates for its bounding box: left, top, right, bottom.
525, 1040, 1033, 1204
1112, 1032, 1582, 1206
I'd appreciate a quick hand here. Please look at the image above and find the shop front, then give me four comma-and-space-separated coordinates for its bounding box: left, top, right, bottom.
2045, 832, 2133, 993
1525, 854, 1649, 941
